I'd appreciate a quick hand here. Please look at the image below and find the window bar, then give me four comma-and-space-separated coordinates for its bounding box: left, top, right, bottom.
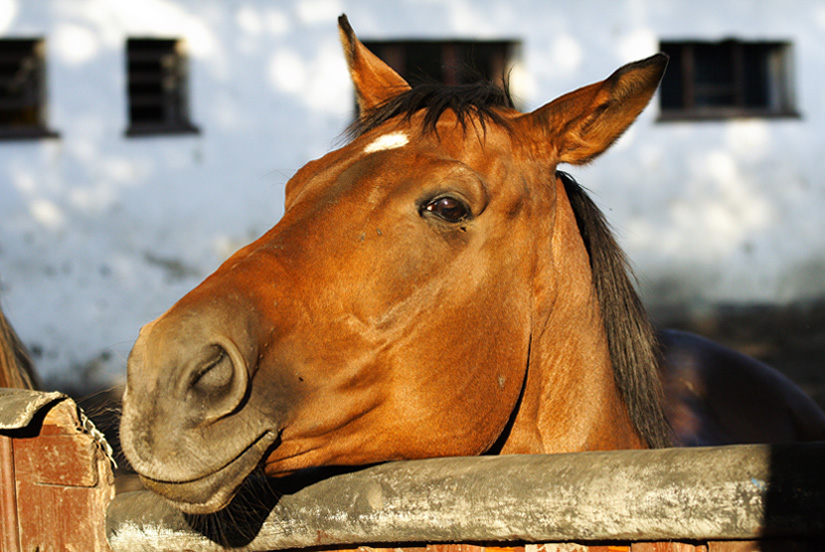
732, 41, 745, 109
441, 43, 459, 86
682, 43, 695, 110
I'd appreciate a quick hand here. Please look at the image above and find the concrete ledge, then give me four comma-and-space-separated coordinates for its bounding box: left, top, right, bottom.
0, 388, 67, 430
106, 443, 825, 552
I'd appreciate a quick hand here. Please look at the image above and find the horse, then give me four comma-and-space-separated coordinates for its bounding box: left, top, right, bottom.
120, 16, 825, 515
0, 300, 38, 390
659, 328, 825, 445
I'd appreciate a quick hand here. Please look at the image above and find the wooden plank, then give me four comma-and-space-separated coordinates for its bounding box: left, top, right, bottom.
427, 546, 487, 552
17, 479, 113, 551
632, 543, 706, 551
14, 434, 99, 487
328, 539, 825, 551
708, 540, 823, 551
17, 400, 115, 550
530, 545, 593, 552
707, 543, 760, 552
0, 391, 115, 551
0, 433, 20, 552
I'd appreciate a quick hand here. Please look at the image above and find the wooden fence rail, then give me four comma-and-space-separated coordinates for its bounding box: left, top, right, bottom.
3, 389, 825, 551
105, 442, 825, 552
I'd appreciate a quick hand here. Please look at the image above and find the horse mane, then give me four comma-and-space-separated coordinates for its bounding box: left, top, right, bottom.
0, 302, 39, 389
351, 79, 672, 448
558, 171, 671, 448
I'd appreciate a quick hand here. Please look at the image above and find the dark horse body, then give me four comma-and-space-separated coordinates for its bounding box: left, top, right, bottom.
660, 329, 825, 445
120, 16, 825, 514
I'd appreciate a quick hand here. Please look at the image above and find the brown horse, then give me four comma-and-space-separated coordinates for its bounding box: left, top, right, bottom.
0, 301, 38, 390
120, 16, 825, 515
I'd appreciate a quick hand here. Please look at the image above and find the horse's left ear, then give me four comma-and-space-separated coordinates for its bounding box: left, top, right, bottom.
338, 14, 411, 113
519, 54, 668, 165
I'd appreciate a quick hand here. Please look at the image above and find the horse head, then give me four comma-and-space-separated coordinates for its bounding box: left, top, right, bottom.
120, 16, 668, 514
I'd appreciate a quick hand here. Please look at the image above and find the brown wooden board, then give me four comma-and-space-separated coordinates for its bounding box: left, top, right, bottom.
0, 388, 115, 551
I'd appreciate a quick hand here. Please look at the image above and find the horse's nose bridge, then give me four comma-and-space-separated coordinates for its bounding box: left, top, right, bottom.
232, 227, 335, 314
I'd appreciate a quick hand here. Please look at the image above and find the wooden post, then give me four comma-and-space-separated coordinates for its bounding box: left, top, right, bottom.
0, 388, 116, 551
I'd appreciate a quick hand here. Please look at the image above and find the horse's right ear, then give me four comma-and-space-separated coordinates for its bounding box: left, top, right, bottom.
338, 14, 411, 114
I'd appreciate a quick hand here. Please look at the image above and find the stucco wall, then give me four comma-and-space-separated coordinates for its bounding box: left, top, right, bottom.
0, 0, 824, 387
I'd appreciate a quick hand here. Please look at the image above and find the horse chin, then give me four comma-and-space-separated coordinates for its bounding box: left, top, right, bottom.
138, 431, 279, 515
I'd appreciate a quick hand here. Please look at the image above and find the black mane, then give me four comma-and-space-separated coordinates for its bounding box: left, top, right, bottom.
351, 80, 672, 448
349, 80, 515, 138
559, 171, 672, 448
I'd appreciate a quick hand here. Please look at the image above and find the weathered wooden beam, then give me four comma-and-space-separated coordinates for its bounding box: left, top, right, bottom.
106, 443, 825, 552
0, 388, 116, 551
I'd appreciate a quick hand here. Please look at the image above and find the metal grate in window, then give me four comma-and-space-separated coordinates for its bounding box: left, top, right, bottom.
0, 38, 57, 139
359, 39, 521, 112
126, 38, 199, 136
658, 40, 798, 121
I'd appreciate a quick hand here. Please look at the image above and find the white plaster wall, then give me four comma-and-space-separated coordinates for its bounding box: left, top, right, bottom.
0, 0, 823, 388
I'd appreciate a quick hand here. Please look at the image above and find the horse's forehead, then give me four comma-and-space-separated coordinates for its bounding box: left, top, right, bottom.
284, 115, 521, 210
352, 116, 516, 171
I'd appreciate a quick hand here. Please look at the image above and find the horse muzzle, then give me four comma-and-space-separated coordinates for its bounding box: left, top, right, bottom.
120, 289, 285, 513
136, 430, 279, 514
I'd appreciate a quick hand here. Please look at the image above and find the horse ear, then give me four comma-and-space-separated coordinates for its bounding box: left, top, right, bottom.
520, 54, 668, 165
338, 14, 411, 113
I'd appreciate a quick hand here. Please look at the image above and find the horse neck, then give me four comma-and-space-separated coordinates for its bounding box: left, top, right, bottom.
500, 178, 645, 454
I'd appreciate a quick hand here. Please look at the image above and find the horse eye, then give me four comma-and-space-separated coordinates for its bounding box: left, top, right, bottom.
423, 196, 470, 223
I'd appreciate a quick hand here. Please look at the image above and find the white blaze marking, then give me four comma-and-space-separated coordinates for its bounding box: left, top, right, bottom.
363, 131, 409, 154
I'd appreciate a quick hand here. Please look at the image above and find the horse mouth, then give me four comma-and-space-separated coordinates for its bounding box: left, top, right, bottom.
138, 431, 279, 515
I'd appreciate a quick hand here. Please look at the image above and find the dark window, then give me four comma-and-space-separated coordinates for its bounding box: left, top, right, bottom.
360, 39, 520, 108
0, 38, 57, 140
659, 40, 797, 121
363, 40, 518, 86
126, 38, 198, 136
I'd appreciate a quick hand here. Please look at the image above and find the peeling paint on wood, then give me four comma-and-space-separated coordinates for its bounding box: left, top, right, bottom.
0, 389, 115, 551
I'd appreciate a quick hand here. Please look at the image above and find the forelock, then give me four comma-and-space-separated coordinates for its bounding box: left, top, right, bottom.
348, 80, 516, 139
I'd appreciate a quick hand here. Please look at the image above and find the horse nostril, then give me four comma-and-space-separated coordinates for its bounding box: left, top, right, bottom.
187, 342, 249, 424
191, 346, 233, 394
